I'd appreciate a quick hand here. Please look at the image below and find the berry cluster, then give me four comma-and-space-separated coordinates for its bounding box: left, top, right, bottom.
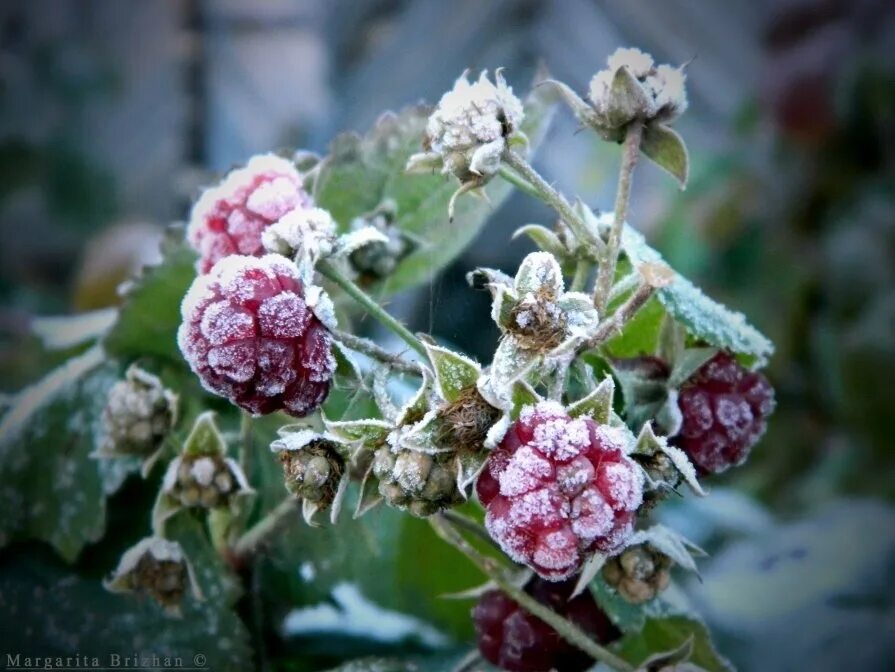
178, 254, 334, 417
477, 401, 643, 581
675, 352, 775, 474
473, 577, 620, 672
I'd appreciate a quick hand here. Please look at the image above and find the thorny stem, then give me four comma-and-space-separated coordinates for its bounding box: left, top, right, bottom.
233, 496, 300, 562
502, 151, 607, 258
318, 260, 428, 358
331, 329, 425, 376
430, 515, 635, 672
594, 121, 644, 312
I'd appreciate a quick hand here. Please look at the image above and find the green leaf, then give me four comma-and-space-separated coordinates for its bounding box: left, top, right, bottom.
641, 123, 689, 188
0, 347, 119, 561
0, 514, 252, 669
602, 295, 665, 359
103, 226, 197, 363
424, 343, 480, 403
615, 616, 733, 672
314, 84, 556, 296
568, 375, 615, 424
622, 226, 774, 366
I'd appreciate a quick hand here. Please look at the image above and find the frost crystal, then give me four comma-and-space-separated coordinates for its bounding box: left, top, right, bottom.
188, 154, 310, 273
478, 402, 643, 581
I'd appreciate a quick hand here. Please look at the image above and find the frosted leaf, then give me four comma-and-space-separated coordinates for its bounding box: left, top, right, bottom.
499, 446, 553, 497
625, 524, 705, 576
621, 223, 774, 365
304, 284, 338, 331
423, 342, 481, 403
568, 375, 615, 424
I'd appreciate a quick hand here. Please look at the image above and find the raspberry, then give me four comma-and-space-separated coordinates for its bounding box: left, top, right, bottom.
187, 154, 310, 274
477, 402, 643, 581
473, 576, 620, 672
177, 254, 335, 416
675, 352, 775, 474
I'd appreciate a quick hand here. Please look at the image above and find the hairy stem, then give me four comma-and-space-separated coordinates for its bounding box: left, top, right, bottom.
318, 260, 427, 358
430, 515, 635, 672
571, 260, 592, 292
585, 279, 657, 352
233, 497, 300, 562
332, 329, 425, 376
502, 151, 606, 258
594, 121, 643, 312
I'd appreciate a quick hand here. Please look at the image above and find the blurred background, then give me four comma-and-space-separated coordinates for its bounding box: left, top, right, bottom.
1, 1, 893, 669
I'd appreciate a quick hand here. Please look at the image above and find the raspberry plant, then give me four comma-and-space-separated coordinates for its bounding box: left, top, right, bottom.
0, 48, 777, 671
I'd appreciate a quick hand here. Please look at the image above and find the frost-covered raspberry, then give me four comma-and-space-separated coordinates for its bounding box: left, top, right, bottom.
473, 576, 620, 672
188, 154, 310, 273
477, 401, 643, 581
674, 352, 775, 474
177, 254, 335, 416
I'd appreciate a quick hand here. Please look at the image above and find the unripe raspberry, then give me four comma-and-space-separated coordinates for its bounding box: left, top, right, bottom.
478, 402, 643, 581
104, 537, 201, 616
372, 446, 462, 517
278, 440, 345, 507
162, 453, 249, 510
96, 365, 177, 461
177, 254, 335, 417
473, 576, 620, 672
602, 544, 672, 604
675, 352, 775, 474
188, 154, 310, 274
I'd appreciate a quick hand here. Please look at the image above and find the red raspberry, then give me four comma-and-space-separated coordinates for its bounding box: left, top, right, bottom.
177, 254, 334, 416
473, 576, 620, 672
675, 352, 775, 474
477, 402, 643, 581
188, 154, 311, 274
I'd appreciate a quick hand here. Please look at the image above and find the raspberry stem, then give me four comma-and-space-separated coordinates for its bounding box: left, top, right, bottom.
594, 121, 644, 313
331, 329, 426, 376
318, 259, 427, 358
502, 151, 607, 259
431, 514, 635, 672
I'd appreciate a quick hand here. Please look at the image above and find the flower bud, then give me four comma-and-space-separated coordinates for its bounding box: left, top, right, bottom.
162, 454, 251, 510
373, 446, 462, 517
415, 70, 524, 185
93, 365, 177, 474
587, 48, 688, 140
602, 544, 673, 604
277, 440, 345, 507
104, 536, 201, 616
